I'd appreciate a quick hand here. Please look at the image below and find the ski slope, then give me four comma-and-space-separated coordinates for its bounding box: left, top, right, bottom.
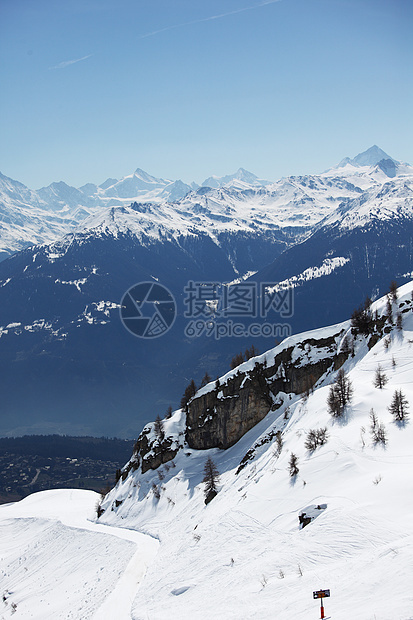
0, 490, 158, 619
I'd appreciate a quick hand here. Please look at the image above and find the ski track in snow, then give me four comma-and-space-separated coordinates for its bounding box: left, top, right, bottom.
0, 489, 159, 620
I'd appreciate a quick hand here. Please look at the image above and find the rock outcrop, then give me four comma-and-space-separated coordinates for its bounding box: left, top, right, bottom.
186, 330, 349, 450
131, 426, 182, 474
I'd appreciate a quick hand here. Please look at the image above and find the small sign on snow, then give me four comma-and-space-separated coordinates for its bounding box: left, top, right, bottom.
313, 589, 330, 599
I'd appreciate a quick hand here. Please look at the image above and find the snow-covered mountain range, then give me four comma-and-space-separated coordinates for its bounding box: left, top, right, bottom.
1, 282, 412, 619
0, 146, 413, 437
1, 145, 412, 261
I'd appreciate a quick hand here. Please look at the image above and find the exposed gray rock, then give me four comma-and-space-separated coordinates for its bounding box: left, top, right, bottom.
133, 426, 181, 474
186, 331, 349, 450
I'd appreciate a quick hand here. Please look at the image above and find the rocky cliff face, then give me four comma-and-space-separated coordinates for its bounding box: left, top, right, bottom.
186, 330, 350, 450
123, 422, 184, 476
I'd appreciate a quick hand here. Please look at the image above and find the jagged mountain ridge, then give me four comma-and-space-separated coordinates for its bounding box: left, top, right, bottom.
1, 145, 412, 261
247, 175, 413, 332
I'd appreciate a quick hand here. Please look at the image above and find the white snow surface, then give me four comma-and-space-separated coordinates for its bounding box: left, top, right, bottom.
2, 284, 413, 619
0, 490, 159, 619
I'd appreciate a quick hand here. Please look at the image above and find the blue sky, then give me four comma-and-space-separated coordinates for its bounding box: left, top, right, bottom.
0, 0, 412, 188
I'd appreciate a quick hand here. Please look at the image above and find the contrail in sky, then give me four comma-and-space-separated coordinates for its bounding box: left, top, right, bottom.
50, 55, 93, 70
139, 0, 282, 39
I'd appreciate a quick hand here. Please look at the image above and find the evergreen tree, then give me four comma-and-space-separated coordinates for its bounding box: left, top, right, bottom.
369, 409, 387, 445
327, 368, 353, 418
200, 372, 212, 387
273, 430, 283, 458
245, 345, 259, 360
386, 296, 393, 323
180, 379, 197, 411
230, 351, 245, 369
388, 389, 409, 422
389, 280, 398, 303
373, 365, 388, 389
288, 452, 299, 477
351, 298, 373, 335
203, 457, 220, 503
165, 405, 173, 419
154, 414, 165, 442
304, 427, 328, 451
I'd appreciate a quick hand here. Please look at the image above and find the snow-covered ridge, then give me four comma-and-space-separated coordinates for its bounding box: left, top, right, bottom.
32, 172, 413, 254
321, 177, 413, 231
1, 146, 412, 260
265, 256, 350, 293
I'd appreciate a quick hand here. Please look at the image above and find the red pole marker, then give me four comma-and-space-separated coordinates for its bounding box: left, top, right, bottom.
313, 589, 330, 619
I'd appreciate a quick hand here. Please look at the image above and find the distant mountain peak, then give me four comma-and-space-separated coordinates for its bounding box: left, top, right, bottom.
352, 145, 394, 167
201, 168, 269, 189
337, 145, 395, 169
133, 168, 163, 183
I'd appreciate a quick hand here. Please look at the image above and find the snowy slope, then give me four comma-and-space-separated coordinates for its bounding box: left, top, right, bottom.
0, 172, 89, 261
319, 177, 413, 231
0, 490, 158, 620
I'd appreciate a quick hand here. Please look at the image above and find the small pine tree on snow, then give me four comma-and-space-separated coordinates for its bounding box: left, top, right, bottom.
373, 365, 388, 389
374, 423, 387, 445
288, 452, 299, 477
154, 414, 165, 442
304, 427, 329, 451
369, 408, 387, 445
165, 405, 173, 419
388, 389, 410, 422
203, 457, 220, 504
180, 379, 197, 411
273, 430, 283, 458
230, 351, 245, 369
396, 312, 403, 331
389, 280, 398, 303
369, 408, 378, 437
386, 296, 393, 323
351, 297, 373, 335
200, 372, 212, 387
327, 368, 353, 418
